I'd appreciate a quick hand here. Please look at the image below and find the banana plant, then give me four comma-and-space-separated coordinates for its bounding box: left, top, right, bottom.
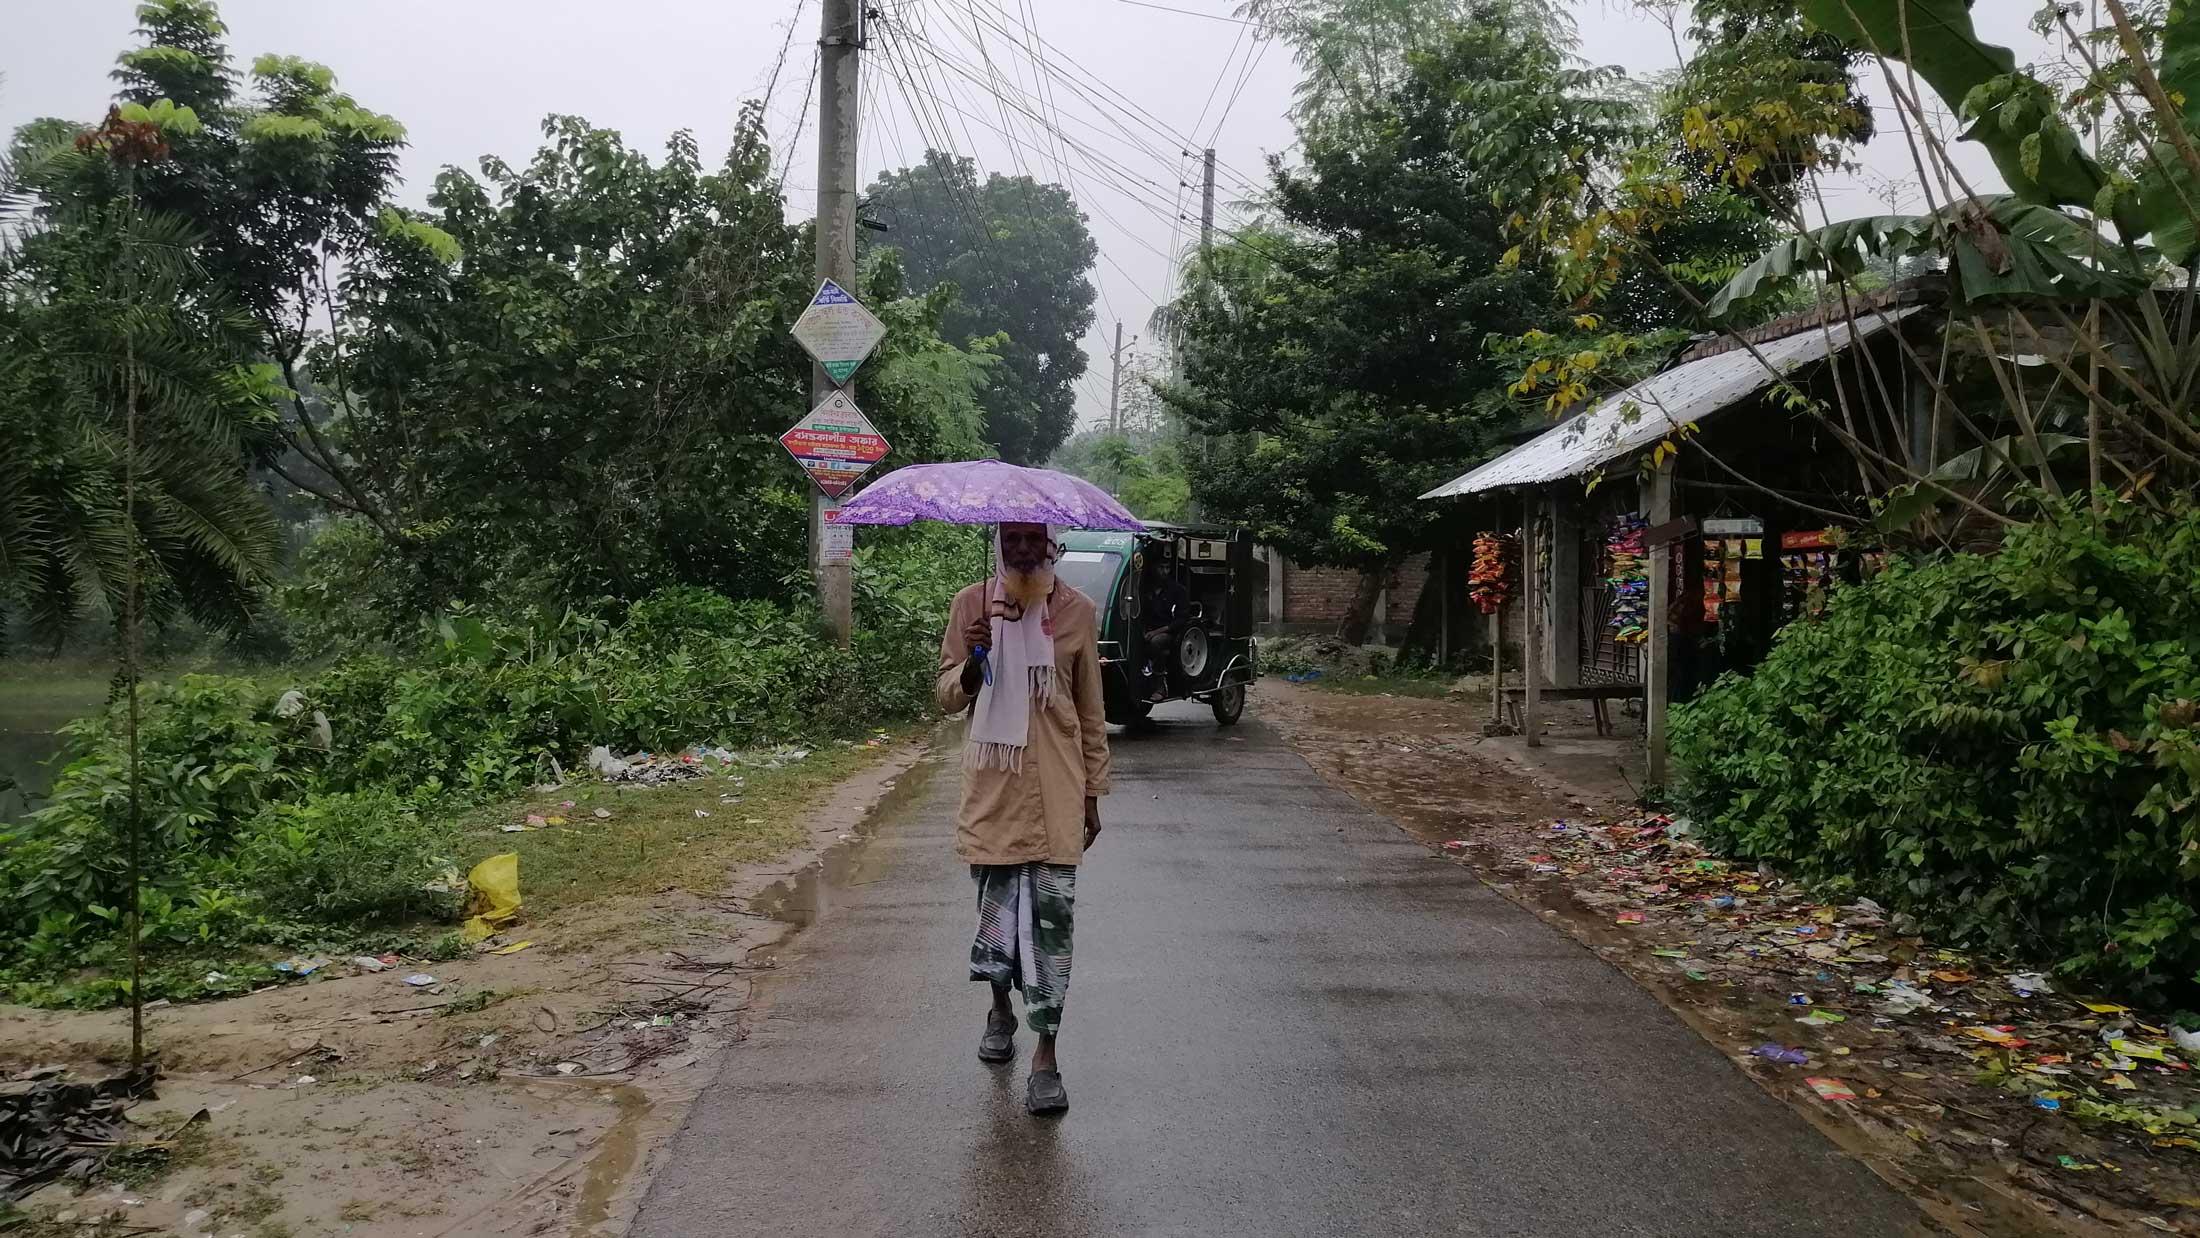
1798, 0, 2200, 263
1709, 195, 2149, 319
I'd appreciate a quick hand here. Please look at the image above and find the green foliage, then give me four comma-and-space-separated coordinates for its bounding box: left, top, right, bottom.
1673, 2, 1875, 211
0, 531, 972, 1000
1672, 497, 2200, 995
1793, 0, 2200, 261
863, 152, 1098, 464
1245, 0, 1575, 134
1162, 16, 1569, 576
116, 99, 202, 135
230, 790, 454, 924
373, 206, 461, 265
1047, 429, 1192, 523
3, 0, 406, 646
94, 0, 409, 356
0, 673, 309, 973
1258, 635, 1397, 679
329, 112, 991, 621
1708, 196, 2148, 320
1799, 0, 2119, 226
0, 203, 283, 646
270, 520, 404, 652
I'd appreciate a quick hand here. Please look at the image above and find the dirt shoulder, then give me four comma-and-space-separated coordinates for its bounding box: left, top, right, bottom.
1, 731, 939, 1238
1262, 681, 2200, 1238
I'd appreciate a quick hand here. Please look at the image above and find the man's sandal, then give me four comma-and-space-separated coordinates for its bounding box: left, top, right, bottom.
978, 1009, 1015, 1064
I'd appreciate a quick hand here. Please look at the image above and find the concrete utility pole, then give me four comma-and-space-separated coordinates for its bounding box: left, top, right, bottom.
1200, 147, 1216, 254
812, 0, 862, 646
1107, 322, 1126, 434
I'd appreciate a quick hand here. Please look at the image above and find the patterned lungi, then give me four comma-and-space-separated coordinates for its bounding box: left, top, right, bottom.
969, 862, 1077, 1035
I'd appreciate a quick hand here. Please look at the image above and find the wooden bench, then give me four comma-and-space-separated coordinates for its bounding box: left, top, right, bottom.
1500, 683, 1643, 737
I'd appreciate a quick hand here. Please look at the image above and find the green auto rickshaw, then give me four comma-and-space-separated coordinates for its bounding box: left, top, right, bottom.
1052, 525, 1260, 727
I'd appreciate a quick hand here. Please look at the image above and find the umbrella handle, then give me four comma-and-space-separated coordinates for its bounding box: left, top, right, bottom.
971, 644, 993, 686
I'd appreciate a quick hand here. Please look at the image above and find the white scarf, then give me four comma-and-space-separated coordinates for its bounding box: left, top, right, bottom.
967, 526, 1060, 773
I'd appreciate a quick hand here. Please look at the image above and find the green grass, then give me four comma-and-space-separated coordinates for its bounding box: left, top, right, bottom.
451, 729, 917, 923
5, 727, 916, 1007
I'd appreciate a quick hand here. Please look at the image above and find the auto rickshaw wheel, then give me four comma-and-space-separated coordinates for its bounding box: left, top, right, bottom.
1210, 682, 1246, 726
1176, 626, 1211, 678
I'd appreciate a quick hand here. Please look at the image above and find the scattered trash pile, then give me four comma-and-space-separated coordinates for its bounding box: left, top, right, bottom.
1475, 812, 2200, 1228
1, 1064, 159, 1200
582, 742, 812, 788
585, 745, 707, 787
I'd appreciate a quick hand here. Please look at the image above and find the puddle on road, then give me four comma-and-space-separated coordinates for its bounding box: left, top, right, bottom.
573, 1082, 651, 1238
747, 754, 940, 927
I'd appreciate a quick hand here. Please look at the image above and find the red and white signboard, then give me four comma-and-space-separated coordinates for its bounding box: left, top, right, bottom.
779, 389, 890, 497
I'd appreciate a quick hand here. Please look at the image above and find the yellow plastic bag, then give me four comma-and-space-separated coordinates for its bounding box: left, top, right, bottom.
461, 852, 522, 942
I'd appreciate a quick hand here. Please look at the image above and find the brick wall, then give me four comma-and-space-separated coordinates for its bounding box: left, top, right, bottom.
1281, 563, 1363, 624
1275, 555, 1433, 635
1386, 553, 1431, 622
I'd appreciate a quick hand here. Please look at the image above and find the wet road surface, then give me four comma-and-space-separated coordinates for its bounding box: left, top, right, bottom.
632, 704, 1924, 1237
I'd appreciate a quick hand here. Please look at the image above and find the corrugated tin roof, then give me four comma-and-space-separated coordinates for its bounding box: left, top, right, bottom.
1420, 306, 1924, 500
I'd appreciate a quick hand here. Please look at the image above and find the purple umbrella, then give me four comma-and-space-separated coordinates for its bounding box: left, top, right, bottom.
827, 459, 1143, 531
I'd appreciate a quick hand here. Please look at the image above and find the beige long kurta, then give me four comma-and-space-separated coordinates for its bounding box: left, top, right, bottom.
935, 581, 1111, 866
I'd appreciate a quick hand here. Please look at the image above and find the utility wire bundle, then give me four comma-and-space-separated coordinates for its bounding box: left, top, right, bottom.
1469, 531, 1518, 615
1606, 514, 1649, 643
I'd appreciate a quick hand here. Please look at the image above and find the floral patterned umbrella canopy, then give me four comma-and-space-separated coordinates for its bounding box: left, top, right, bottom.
827, 459, 1143, 531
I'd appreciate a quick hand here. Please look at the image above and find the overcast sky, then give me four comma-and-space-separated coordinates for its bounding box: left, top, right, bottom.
4, 0, 2052, 432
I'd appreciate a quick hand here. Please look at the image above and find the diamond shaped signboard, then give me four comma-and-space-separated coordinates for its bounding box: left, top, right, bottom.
790, 278, 887, 385
779, 390, 890, 497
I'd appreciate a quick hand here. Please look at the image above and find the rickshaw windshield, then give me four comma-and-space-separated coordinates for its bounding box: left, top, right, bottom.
1052, 550, 1123, 610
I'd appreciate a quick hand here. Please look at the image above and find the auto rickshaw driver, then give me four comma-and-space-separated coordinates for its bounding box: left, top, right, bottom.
1138, 563, 1191, 704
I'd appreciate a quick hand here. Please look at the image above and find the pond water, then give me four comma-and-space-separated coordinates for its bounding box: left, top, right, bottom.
0, 671, 108, 819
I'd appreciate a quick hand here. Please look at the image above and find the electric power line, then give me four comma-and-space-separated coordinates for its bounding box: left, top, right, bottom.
1114, 0, 1284, 30
957, 0, 1271, 197
889, 28, 1174, 305
888, 14, 1321, 297
877, 0, 1333, 392
777, 41, 821, 190
1206, 28, 1271, 145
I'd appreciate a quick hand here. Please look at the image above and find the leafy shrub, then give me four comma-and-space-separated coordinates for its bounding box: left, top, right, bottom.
1672, 497, 2200, 995
228, 789, 456, 925
275, 518, 411, 652
2, 675, 314, 948
622, 586, 782, 649
0, 529, 972, 994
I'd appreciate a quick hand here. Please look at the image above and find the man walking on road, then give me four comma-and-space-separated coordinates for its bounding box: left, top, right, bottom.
936, 521, 1110, 1115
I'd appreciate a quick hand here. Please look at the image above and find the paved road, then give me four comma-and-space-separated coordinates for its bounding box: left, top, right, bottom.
633, 705, 1924, 1237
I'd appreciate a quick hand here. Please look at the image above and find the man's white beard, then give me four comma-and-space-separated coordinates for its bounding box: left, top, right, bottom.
1001, 563, 1055, 609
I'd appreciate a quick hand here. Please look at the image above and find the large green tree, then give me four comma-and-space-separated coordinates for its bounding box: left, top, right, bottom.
317, 111, 991, 624
1243, 0, 1573, 134
1160, 18, 1564, 640
28, 0, 417, 539
864, 153, 1097, 464
2, 47, 287, 647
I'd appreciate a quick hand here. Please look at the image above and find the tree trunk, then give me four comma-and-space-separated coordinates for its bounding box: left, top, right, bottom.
1335, 561, 1391, 646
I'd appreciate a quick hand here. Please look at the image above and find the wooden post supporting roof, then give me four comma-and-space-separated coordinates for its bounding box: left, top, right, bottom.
1522, 493, 1543, 748
1645, 460, 1675, 784
1489, 608, 1503, 726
